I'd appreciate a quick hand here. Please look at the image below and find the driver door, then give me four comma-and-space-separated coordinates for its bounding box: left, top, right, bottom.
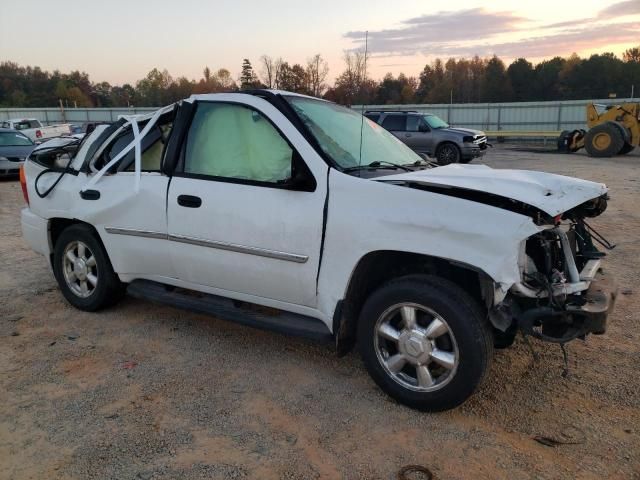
166, 100, 326, 307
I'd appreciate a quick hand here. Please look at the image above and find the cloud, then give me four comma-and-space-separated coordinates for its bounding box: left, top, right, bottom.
543, 0, 640, 28
344, 8, 525, 56
599, 0, 640, 18
345, 4, 640, 60
423, 22, 640, 59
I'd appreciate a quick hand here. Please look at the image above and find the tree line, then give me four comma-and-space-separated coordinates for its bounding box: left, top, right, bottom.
1, 46, 638, 109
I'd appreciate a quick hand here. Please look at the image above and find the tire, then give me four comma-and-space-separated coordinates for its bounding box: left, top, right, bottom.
357, 274, 493, 411
618, 142, 635, 155
584, 123, 624, 157
557, 130, 571, 153
436, 143, 461, 165
53, 224, 124, 311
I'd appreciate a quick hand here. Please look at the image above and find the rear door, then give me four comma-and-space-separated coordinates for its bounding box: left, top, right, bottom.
166, 98, 326, 307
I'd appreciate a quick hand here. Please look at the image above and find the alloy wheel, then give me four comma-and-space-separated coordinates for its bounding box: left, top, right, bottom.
62, 240, 98, 298
374, 303, 459, 392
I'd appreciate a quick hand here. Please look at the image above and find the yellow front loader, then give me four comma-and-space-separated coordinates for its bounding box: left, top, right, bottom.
558, 102, 639, 156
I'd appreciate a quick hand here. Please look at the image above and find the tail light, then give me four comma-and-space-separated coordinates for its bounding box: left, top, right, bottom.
19, 165, 29, 205
35, 130, 42, 138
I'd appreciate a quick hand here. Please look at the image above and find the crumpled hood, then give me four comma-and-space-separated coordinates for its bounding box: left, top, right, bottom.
445, 127, 484, 136
375, 164, 608, 216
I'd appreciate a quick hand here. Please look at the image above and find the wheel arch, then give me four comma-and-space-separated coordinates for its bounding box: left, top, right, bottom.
333, 249, 495, 355
48, 218, 106, 268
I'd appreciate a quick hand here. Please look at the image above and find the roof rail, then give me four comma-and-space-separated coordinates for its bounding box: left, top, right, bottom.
364, 110, 419, 114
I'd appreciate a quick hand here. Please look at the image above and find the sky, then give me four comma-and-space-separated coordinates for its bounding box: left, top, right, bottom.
1, 0, 639, 85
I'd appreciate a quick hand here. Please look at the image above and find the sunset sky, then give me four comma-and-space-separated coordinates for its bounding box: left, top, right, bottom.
1, 0, 638, 85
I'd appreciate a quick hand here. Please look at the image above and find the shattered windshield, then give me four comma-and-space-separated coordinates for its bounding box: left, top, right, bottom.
424, 114, 449, 129
285, 96, 420, 169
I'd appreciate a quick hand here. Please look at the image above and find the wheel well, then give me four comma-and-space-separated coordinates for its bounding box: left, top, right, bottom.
435, 141, 460, 155
48, 218, 101, 267
334, 250, 491, 356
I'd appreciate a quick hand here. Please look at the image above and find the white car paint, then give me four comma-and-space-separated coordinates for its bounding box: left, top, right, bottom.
376, 164, 607, 216
20, 92, 608, 333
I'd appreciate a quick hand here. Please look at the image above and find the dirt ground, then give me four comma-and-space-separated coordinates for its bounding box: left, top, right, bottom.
1, 146, 639, 480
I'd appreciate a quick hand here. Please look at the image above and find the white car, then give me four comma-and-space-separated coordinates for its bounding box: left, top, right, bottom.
19, 91, 616, 411
2, 118, 73, 142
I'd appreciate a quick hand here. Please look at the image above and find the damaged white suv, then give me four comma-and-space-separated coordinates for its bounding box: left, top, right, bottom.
20, 91, 616, 411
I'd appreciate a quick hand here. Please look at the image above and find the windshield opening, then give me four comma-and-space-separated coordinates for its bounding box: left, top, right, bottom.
284, 96, 420, 170
0, 132, 34, 147
424, 114, 449, 129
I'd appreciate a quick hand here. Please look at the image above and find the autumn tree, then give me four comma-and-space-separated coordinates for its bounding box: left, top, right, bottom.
306, 54, 329, 97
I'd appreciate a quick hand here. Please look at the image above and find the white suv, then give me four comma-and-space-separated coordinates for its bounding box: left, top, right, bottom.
20, 90, 616, 411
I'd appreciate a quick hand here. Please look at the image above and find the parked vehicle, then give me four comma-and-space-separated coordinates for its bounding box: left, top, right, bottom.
0, 128, 35, 177
20, 91, 616, 411
364, 111, 487, 164
69, 121, 113, 140
1, 118, 73, 142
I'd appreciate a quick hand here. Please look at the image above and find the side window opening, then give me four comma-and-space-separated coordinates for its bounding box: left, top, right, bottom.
406, 116, 421, 132
94, 118, 173, 173
381, 115, 406, 132
183, 102, 293, 184
364, 113, 380, 123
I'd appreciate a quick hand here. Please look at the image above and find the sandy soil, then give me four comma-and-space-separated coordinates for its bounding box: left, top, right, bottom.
1, 147, 639, 479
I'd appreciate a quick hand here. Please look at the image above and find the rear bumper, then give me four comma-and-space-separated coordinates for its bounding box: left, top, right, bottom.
21, 208, 51, 257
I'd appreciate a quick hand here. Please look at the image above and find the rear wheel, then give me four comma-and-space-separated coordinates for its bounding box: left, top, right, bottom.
584, 123, 624, 157
436, 143, 461, 165
53, 224, 124, 311
357, 275, 493, 411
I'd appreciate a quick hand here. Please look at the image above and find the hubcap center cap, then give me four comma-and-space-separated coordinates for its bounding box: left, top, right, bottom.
398, 330, 432, 365
74, 258, 88, 280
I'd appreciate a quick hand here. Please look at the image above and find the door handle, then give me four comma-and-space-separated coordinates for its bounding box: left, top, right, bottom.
177, 194, 202, 208
404, 133, 412, 138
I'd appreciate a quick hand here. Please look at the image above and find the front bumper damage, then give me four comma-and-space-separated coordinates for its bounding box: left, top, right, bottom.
515, 270, 617, 342
497, 220, 617, 344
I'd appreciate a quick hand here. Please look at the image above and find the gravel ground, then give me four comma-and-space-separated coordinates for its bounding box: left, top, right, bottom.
1, 147, 639, 480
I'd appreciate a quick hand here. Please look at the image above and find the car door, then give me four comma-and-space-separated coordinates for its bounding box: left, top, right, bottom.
403, 115, 433, 155
166, 99, 326, 307
81, 118, 176, 280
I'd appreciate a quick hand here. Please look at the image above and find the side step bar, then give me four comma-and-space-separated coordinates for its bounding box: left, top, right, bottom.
126, 280, 333, 343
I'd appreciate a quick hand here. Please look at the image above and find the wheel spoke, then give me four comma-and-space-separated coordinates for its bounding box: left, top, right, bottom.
430, 349, 456, 370
87, 273, 98, 287
65, 250, 77, 263
416, 365, 434, 388
400, 306, 416, 330
85, 256, 96, 268
378, 323, 400, 343
66, 270, 77, 281
424, 318, 448, 339
77, 243, 86, 260
80, 280, 89, 294
385, 354, 406, 373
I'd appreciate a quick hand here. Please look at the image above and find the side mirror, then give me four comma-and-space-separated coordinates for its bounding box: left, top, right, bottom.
419, 123, 430, 133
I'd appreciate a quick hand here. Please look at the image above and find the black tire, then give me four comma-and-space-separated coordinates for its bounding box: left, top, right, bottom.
584, 123, 624, 157
618, 142, 635, 155
436, 143, 461, 165
53, 224, 124, 311
557, 130, 572, 153
357, 274, 493, 411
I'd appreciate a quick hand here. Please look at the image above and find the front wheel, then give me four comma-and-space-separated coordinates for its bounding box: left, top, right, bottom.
436, 143, 461, 165
357, 275, 493, 411
53, 224, 124, 311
